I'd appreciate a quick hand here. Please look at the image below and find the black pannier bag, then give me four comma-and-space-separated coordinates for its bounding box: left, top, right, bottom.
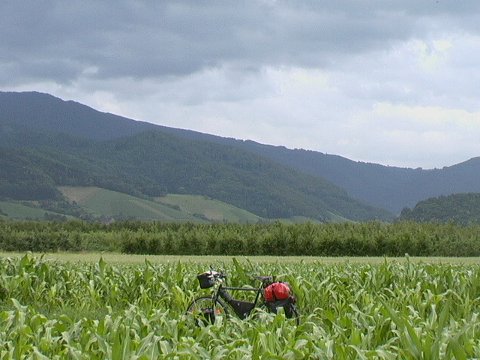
224, 299, 255, 319
197, 272, 215, 289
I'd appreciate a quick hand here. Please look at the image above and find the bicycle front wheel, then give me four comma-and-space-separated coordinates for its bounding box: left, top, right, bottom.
186, 296, 229, 325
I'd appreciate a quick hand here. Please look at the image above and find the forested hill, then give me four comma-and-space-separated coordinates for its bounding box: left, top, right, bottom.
179, 140, 480, 214
249, 147, 480, 214
399, 193, 480, 225
2, 91, 479, 218
0, 92, 392, 222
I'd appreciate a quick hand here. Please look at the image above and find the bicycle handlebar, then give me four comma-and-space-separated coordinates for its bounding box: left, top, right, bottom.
207, 270, 274, 284
209, 270, 227, 280
253, 275, 274, 283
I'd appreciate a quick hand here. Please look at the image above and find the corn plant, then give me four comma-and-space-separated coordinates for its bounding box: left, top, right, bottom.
0, 254, 479, 358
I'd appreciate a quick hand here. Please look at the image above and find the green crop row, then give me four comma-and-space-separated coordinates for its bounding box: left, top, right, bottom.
1, 220, 480, 256
1, 254, 480, 358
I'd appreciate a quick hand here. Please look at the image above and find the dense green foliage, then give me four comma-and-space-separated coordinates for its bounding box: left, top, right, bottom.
0, 148, 62, 200
399, 193, 480, 225
1, 254, 480, 358
1, 220, 480, 256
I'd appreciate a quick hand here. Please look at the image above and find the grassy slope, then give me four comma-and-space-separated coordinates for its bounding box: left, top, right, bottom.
59, 186, 203, 221
59, 186, 262, 222
0, 201, 67, 220
155, 194, 261, 223
0, 187, 347, 223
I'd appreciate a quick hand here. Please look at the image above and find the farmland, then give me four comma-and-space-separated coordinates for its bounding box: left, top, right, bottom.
1, 253, 480, 358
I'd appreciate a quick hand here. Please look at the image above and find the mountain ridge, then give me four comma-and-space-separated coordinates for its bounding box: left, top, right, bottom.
2, 90, 479, 218
0, 91, 159, 141
1, 91, 392, 221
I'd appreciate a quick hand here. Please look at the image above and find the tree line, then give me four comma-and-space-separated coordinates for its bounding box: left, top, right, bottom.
1, 220, 479, 257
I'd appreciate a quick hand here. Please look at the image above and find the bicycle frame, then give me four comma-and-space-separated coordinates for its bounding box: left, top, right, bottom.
188, 272, 299, 325
213, 284, 264, 319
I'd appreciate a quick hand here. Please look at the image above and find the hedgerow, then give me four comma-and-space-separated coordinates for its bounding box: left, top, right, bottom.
1, 220, 480, 256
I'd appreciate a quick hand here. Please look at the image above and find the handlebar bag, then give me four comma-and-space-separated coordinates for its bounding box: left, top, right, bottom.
197, 272, 215, 288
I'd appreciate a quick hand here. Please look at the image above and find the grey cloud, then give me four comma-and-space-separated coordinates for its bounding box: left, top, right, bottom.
2, 0, 480, 85
3, 1, 480, 170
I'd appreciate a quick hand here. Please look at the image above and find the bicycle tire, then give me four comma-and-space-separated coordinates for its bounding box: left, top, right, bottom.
186, 296, 229, 325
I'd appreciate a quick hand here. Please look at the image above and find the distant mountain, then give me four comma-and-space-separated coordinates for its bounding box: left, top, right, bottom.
0, 91, 391, 222
398, 193, 480, 225
3, 91, 479, 218
222, 144, 480, 214
152, 122, 480, 215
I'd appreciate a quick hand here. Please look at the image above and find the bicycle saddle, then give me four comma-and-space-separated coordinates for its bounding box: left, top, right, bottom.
254, 276, 273, 282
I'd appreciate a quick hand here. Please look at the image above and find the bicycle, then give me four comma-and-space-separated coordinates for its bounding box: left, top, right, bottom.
186, 270, 300, 326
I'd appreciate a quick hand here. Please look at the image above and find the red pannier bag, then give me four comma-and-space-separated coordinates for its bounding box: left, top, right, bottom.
264, 282, 291, 302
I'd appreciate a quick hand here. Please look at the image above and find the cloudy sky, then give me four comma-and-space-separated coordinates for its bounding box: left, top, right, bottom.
2, 1, 480, 169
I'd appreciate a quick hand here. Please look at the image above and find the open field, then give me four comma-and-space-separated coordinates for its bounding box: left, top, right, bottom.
155, 194, 262, 223
0, 200, 67, 220
1, 251, 480, 265
57, 186, 263, 222
59, 186, 204, 221
1, 253, 480, 358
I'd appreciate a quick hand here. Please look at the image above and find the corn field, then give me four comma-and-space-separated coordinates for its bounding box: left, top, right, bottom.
1, 254, 480, 359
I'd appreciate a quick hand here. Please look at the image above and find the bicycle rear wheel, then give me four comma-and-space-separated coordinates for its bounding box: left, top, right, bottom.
265, 301, 300, 326
186, 296, 229, 325
285, 303, 300, 326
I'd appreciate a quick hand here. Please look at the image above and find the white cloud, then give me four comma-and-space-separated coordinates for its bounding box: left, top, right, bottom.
346, 103, 480, 167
